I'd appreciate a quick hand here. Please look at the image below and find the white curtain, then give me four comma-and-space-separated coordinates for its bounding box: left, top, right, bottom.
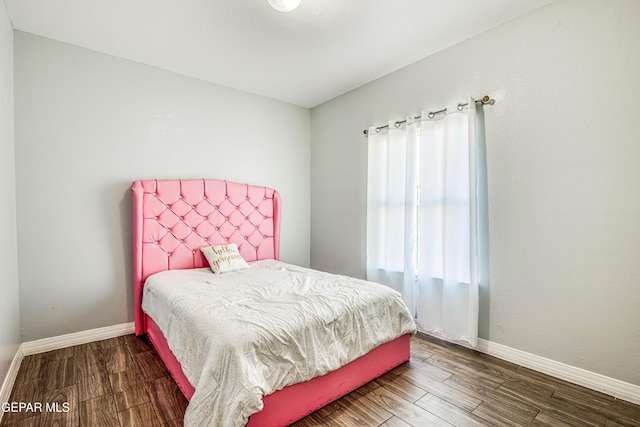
367, 99, 487, 346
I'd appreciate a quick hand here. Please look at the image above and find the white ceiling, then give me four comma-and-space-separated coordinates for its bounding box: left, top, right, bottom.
5, 0, 554, 108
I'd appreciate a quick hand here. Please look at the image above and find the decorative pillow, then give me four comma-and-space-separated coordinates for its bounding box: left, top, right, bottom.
200, 243, 250, 274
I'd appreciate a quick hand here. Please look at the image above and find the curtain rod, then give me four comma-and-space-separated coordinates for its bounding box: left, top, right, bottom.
363, 95, 495, 136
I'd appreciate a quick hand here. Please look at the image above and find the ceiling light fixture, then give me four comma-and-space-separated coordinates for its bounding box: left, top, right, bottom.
268, 0, 301, 12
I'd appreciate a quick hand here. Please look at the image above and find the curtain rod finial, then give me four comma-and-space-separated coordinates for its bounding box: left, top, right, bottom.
481, 95, 495, 105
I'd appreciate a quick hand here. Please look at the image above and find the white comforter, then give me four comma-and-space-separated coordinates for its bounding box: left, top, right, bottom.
142, 260, 416, 427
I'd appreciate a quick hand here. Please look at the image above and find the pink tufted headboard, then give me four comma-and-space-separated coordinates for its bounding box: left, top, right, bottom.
132, 179, 281, 335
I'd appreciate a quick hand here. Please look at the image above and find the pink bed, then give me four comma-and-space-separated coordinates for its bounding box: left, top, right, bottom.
132, 179, 411, 426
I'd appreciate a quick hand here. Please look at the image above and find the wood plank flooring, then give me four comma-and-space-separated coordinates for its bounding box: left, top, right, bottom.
2, 333, 639, 426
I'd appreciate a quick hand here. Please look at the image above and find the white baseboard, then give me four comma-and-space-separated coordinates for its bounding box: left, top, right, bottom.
474, 338, 640, 406
0, 344, 24, 423
21, 322, 135, 356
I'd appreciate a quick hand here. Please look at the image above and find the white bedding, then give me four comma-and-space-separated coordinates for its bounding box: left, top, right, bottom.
142, 260, 416, 427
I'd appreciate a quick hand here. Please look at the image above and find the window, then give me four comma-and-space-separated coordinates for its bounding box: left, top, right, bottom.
366, 101, 487, 345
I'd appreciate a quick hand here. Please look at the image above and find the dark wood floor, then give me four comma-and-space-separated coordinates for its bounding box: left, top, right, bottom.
2, 333, 639, 426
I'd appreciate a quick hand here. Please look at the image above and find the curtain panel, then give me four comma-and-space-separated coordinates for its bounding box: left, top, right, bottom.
366, 99, 488, 346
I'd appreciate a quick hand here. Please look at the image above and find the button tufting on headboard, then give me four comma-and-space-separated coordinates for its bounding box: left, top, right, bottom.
132, 179, 282, 335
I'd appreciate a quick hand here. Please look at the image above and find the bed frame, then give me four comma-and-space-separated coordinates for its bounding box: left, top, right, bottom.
132, 179, 410, 426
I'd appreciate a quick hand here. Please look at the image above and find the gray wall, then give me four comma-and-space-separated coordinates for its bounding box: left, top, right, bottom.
310, 0, 640, 386
14, 32, 311, 342
0, 3, 19, 384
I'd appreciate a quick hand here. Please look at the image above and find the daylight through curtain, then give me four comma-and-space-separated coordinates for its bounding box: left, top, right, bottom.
366, 98, 488, 346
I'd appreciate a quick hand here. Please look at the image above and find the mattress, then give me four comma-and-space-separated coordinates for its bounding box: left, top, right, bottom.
142, 259, 416, 427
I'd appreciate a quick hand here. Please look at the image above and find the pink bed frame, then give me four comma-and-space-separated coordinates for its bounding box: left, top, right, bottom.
132, 179, 410, 426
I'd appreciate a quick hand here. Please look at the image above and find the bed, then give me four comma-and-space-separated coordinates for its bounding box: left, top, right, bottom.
132, 179, 416, 426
